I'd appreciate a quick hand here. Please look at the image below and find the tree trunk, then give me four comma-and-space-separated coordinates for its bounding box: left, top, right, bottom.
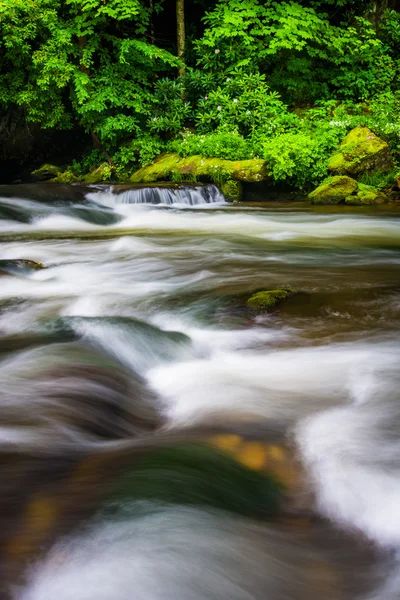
176, 0, 185, 77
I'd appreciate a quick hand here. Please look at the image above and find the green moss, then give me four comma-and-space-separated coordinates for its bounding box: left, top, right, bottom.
83, 162, 113, 184
345, 183, 387, 205
220, 179, 243, 202
31, 164, 62, 181
328, 126, 393, 175
129, 154, 268, 185
51, 169, 79, 183
109, 443, 283, 520
308, 175, 358, 205
246, 289, 293, 312
129, 153, 181, 183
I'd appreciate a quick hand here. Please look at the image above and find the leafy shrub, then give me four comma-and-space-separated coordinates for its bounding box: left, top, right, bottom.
168, 131, 252, 161
257, 127, 344, 188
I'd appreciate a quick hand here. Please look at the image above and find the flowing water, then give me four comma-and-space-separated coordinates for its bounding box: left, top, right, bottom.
0, 182, 400, 599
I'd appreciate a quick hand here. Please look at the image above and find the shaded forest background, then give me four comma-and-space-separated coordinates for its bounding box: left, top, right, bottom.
1, 0, 400, 186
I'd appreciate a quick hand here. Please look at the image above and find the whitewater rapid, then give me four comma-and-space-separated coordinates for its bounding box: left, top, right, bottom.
0, 183, 399, 599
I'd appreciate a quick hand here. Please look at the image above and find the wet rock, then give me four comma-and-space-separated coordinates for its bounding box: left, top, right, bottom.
246, 289, 293, 312
345, 184, 388, 205
328, 126, 393, 175
220, 179, 243, 202
0, 259, 45, 276
129, 153, 269, 185
308, 176, 358, 205
109, 443, 283, 519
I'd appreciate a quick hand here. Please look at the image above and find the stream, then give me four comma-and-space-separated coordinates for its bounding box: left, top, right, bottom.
0, 182, 400, 600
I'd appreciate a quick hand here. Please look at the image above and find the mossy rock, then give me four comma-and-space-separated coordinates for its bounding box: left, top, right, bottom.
345, 183, 387, 205
109, 443, 283, 520
83, 162, 113, 184
328, 126, 393, 175
51, 169, 79, 184
246, 289, 293, 312
129, 153, 269, 185
31, 164, 62, 181
308, 176, 358, 205
220, 179, 243, 202
130, 153, 182, 183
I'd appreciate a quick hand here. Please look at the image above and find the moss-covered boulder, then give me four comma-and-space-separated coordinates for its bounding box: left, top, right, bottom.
309, 176, 358, 205
328, 126, 393, 175
129, 153, 269, 185
51, 169, 80, 184
220, 179, 243, 202
31, 164, 62, 181
246, 289, 293, 312
83, 162, 113, 184
345, 183, 387, 205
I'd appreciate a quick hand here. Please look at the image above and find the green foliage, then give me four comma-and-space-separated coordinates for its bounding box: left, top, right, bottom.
357, 169, 399, 190
168, 131, 252, 161
0, 0, 180, 143
2, 0, 400, 188
192, 70, 294, 136
256, 127, 344, 188
194, 1, 389, 103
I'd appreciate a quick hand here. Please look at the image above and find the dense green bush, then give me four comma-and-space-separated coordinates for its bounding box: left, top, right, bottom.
168, 131, 252, 161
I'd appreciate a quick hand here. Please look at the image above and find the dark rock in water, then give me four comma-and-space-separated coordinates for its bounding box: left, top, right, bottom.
0, 203, 32, 223
246, 289, 293, 312
0, 183, 90, 203
64, 315, 194, 372
108, 443, 283, 519
0, 341, 161, 443
0, 259, 45, 277
68, 204, 122, 225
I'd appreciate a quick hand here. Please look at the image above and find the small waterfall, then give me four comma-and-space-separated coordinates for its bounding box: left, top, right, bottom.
116, 184, 226, 206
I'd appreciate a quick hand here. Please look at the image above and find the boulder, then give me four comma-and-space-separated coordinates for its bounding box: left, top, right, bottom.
83, 162, 113, 184
31, 164, 62, 181
220, 179, 243, 202
129, 153, 269, 185
328, 126, 393, 175
246, 289, 293, 312
345, 184, 387, 205
308, 176, 358, 205
51, 169, 79, 184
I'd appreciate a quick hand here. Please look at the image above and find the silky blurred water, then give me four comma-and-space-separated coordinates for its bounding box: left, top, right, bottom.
0, 184, 400, 600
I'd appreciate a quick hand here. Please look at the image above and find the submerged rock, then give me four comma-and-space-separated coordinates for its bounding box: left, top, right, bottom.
328, 126, 393, 175
0, 259, 45, 276
246, 289, 293, 312
129, 153, 269, 186
308, 176, 358, 205
109, 443, 283, 519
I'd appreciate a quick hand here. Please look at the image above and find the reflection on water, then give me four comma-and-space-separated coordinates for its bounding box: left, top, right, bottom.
0, 184, 399, 599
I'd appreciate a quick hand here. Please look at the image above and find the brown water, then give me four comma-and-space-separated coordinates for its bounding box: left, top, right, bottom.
0, 184, 399, 600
